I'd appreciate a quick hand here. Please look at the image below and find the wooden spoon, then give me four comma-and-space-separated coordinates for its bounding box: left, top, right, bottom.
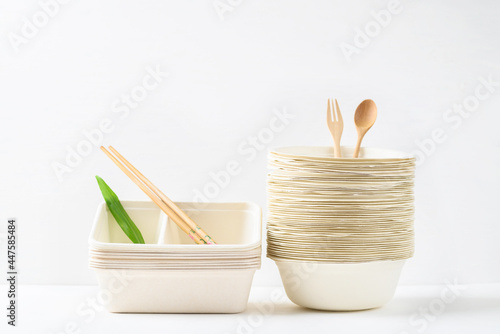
353, 99, 377, 158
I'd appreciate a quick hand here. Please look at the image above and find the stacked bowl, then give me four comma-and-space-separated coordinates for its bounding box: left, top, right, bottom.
89, 201, 262, 313
267, 146, 415, 311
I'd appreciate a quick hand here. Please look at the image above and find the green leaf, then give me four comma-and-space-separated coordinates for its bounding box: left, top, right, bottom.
95, 175, 145, 244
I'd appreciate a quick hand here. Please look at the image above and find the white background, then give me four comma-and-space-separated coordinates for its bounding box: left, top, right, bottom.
0, 0, 499, 288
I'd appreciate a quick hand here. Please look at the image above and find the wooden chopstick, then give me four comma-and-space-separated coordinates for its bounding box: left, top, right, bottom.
100, 146, 202, 244
100, 146, 215, 245
107, 146, 216, 245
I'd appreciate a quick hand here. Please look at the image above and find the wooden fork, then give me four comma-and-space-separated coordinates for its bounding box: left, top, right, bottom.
326, 98, 343, 158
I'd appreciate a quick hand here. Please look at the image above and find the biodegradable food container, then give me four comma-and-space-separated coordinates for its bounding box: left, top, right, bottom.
89, 201, 262, 313
267, 146, 415, 311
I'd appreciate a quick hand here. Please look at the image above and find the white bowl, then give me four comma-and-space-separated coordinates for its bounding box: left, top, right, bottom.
275, 259, 406, 311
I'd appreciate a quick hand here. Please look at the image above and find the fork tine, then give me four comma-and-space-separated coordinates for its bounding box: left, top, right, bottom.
327, 98, 331, 124
331, 99, 337, 121
335, 98, 343, 123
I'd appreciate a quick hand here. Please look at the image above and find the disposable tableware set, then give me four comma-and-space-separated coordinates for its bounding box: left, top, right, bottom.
89, 99, 415, 313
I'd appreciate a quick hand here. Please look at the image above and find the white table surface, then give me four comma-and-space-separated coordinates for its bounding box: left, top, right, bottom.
2, 283, 499, 334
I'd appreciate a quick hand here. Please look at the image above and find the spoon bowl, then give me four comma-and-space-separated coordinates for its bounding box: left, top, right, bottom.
353, 99, 378, 158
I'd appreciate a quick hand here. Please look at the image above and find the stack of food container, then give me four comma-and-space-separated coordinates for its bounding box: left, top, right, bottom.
89, 201, 261, 313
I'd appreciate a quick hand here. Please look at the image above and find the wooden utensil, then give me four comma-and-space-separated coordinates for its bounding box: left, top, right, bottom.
100, 146, 216, 245
353, 99, 377, 158
326, 98, 344, 158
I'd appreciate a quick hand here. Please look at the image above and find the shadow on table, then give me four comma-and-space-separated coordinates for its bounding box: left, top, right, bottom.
244, 293, 500, 317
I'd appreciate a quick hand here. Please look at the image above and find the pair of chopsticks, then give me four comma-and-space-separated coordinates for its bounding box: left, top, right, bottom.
100, 146, 216, 245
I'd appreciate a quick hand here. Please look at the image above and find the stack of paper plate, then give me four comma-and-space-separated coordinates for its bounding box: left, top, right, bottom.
267, 146, 415, 310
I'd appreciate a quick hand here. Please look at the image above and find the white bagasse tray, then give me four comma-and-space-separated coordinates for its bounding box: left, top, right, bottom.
90, 201, 262, 251
94, 268, 258, 313
89, 201, 262, 313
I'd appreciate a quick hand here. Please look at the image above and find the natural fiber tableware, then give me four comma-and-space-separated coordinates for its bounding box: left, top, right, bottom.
266, 146, 415, 263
